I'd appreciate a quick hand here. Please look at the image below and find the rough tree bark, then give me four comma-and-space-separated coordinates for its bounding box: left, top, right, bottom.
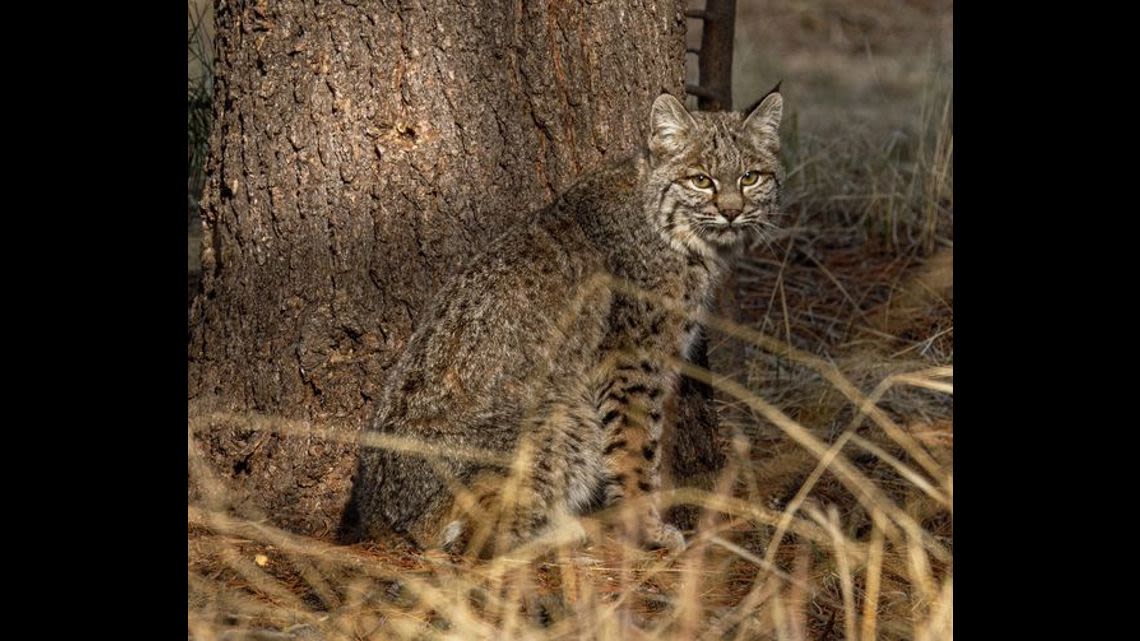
188, 0, 723, 537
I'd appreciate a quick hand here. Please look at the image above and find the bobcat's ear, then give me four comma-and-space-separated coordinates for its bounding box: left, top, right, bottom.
740, 89, 783, 151
649, 93, 697, 158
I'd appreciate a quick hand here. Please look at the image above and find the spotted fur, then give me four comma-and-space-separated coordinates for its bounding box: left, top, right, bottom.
339, 92, 784, 556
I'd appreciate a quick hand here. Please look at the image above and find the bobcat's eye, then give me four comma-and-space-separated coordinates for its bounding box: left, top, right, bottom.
690, 175, 714, 190
741, 171, 761, 186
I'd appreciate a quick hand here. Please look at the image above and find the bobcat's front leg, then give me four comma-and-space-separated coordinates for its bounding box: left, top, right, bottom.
597, 350, 685, 552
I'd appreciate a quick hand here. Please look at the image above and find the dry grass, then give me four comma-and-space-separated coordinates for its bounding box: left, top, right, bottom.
188, 316, 951, 640
190, 1, 951, 638
188, 239, 952, 639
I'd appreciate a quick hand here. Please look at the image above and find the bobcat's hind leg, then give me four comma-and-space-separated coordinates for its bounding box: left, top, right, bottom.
434, 389, 604, 558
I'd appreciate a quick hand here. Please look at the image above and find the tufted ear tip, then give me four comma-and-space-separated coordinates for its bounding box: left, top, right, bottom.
651, 93, 692, 129
740, 84, 783, 146
652, 92, 685, 112
649, 92, 697, 156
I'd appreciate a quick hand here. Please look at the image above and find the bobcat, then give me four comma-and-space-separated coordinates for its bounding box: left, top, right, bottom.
339, 90, 784, 556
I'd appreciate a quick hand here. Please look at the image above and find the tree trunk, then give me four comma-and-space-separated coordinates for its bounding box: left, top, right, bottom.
188, 0, 720, 537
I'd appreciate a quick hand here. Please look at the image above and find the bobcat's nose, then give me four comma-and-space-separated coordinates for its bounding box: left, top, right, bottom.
719, 209, 742, 223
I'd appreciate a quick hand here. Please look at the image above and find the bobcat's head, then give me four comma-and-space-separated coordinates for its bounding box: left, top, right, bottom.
645, 89, 784, 256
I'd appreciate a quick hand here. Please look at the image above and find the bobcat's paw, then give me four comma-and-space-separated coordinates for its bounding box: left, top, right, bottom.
439, 519, 467, 551
533, 514, 589, 548
437, 518, 500, 559
645, 522, 686, 553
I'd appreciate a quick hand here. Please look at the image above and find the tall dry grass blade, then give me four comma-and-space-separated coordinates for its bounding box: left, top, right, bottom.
770, 590, 793, 641
860, 511, 887, 641
809, 505, 857, 641
788, 543, 812, 641
915, 576, 953, 641
903, 520, 939, 620
849, 433, 948, 506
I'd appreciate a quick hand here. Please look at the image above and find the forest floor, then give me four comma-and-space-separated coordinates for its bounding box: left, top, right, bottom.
189, 1, 952, 639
